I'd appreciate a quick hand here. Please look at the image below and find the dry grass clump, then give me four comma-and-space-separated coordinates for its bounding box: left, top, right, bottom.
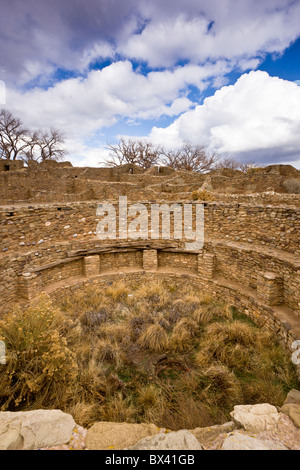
167, 295, 203, 323
80, 308, 111, 328
60, 285, 105, 317
97, 323, 131, 345
169, 318, 199, 352
0, 279, 298, 430
199, 364, 243, 408
95, 338, 125, 367
195, 321, 260, 370
134, 280, 171, 309
136, 384, 163, 415
0, 295, 78, 410
106, 281, 129, 301
191, 189, 215, 201
99, 392, 137, 423
138, 323, 169, 353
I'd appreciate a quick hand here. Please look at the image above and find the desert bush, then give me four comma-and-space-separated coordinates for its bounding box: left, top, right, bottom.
0, 295, 78, 410
283, 178, 300, 194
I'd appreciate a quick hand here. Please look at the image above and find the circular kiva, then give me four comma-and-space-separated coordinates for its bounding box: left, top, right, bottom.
0, 200, 299, 380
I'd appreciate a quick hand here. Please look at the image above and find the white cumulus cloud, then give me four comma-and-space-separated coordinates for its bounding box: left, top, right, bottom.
119, 1, 300, 68
150, 71, 300, 165
6, 60, 233, 137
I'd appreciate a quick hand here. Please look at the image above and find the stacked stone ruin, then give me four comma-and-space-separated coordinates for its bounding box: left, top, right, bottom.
0, 163, 300, 381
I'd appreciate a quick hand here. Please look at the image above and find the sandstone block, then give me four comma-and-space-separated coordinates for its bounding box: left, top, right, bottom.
281, 404, 300, 428
190, 421, 236, 448
221, 432, 288, 450
128, 430, 203, 450
0, 410, 75, 450
86, 422, 159, 450
283, 389, 300, 405
230, 404, 280, 432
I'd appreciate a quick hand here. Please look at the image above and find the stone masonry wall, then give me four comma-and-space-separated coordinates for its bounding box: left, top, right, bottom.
0, 199, 299, 379
1, 201, 299, 255
0, 240, 299, 316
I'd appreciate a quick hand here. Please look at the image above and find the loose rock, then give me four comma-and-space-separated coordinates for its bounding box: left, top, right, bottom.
86, 422, 160, 450
0, 410, 75, 450
127, 430, 203, 450
230, 404, 280, 432
284, 389, 300, 405
221, 432, 288, 450
281, 404, 300, 429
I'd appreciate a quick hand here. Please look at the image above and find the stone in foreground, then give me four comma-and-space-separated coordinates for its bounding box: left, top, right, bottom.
281, 404, 300, 428
221, 432, 288, 450
283, 389, 300, 406
86, 422, 160, 450
190, 421, 236, 448
0, 410, 75, 450
127, 430, 203, 450
230, 404, 280, 432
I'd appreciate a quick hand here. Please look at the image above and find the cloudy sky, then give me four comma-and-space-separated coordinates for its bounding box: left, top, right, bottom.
1, 0, 300, 167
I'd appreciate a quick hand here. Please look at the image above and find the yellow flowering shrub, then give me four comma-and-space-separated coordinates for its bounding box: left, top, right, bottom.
0, 294, 78, 410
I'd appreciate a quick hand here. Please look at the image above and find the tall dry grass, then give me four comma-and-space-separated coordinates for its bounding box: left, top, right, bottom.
0, 279, 298, 430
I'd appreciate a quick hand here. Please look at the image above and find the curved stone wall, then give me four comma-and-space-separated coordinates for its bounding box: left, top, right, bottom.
1, 201, 300, 254
0, 200, 299, 379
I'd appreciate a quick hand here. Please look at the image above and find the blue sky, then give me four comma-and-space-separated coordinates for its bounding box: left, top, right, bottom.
1, 0, 300, 168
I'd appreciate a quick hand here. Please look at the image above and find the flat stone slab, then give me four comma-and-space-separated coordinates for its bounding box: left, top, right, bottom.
281, 404, 300, 428
284, 389, 300, 405
0, 410, 75, 450
189, 422, 236, 448
230, 404, 280, 432
127, 430, 203, 450
221, 432, 288, 450
86, 422, 160, 450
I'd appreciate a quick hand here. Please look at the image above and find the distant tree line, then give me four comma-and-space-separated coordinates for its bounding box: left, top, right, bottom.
105, 138, 258, 173
0, 108, 258, 172
0, 109, 67, 162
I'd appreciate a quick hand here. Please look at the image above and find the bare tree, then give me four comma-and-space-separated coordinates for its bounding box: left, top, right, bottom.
206, 156, 262, 172
0, 109, 29, 160
162, 143, 221, 173
214, 157, 241, 170
32, 128, 67, 162
239, 161, 261, 172
106, 138, 139, 166
0, 109, 67, 162
105, 138, 162, 169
